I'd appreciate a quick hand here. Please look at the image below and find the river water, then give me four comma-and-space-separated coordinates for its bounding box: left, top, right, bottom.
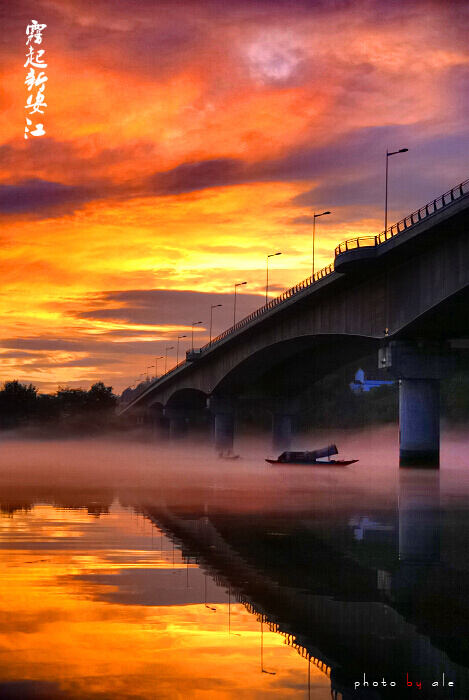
0, 428, 468, 699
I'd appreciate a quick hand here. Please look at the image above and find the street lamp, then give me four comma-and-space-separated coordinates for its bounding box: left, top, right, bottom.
155, 356, 163, 378
191, 321, 202, 350
385, 148, 408, 233
210, 304, 222, 344
234, 282, 246, 325
146, 365, 154, 380
165, 346, 174, 374
312, 211, 330, 278
266, 252, 281, 306
176, 335, 186, 365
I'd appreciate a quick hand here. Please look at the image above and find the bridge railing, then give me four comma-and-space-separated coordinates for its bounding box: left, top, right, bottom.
140, 262, 336, 388
335, 178, 469, 256
202, 262, 335, 350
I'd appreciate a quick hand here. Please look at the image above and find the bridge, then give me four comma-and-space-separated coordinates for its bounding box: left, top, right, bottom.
120, 179, 469, 467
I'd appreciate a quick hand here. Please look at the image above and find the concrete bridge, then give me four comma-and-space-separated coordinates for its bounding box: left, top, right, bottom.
120, 179, 469, 466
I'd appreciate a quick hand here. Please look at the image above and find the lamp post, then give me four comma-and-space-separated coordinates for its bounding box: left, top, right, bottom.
210, 304, 222, 344
385, 148, 408, 233
165, 346, 174, 374
234, 282, 246, 325
155, 356, 163, 378
312, 211, 330, 278
146, 365, 154, 380
266, 252, 281, 306
176, 335, 186, 366
191, 321, 202, 350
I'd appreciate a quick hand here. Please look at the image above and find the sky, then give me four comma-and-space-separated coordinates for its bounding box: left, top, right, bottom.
1, 0, 468, 394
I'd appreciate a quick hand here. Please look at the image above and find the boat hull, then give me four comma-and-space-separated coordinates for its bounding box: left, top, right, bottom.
265, 459, 358, 466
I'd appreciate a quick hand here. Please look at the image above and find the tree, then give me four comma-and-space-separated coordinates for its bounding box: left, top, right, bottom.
56, 387, 88, 416
86, 382, 117, 412
0, 380, 37, 427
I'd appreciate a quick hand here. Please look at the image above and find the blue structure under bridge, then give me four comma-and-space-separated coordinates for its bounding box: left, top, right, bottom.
350, 368, 395, 393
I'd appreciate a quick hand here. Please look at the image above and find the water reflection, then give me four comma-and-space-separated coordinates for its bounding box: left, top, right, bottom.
0, 501, 330, 699
0, 436, 468, 698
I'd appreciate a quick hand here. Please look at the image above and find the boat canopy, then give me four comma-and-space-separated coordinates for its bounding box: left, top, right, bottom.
278, 444, 338, 462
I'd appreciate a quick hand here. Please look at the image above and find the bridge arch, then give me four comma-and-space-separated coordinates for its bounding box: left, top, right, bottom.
165, 387, 208, 410
210, 333, 381, 399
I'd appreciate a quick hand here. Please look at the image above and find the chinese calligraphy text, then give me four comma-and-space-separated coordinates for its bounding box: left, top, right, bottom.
24, 20, 48, 139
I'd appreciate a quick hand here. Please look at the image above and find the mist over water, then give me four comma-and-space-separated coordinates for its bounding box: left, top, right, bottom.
1, 427, 468, 699
0, 425, 467, 509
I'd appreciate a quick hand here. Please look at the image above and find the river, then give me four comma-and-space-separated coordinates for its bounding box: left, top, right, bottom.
0, 428, 468, 699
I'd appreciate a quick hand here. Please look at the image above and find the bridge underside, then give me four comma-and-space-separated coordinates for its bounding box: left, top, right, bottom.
394, 284, 469, 342
213, 334, 380, 399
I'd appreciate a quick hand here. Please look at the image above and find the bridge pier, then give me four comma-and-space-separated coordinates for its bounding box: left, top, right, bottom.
272, 413, 292, 452
214, 412, 234, 452
269, 399, 296, 452
379, 341, 454, 468
164, 408, 188, 440
399, 379, 440, 467
207, 396, 235, 452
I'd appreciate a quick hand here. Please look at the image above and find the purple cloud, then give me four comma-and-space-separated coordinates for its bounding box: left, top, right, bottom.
0, 179, 94, 216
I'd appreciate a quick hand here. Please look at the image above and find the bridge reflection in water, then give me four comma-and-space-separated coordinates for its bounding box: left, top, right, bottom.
141, 470, 469, 699
2, 436, 469, 699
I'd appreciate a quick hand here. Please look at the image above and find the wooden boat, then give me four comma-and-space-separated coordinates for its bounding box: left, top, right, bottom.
266, 444, 358, 466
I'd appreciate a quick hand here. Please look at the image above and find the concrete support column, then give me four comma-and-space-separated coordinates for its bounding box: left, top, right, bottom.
379, 341, 454, 469
272, 413, 292, 452
214, 411, 234, 452
269, 398, 296, 452
399, 379, 439, 467
207, 396, 235, 453
170, 414, 187, 440
164, 408, 188, 440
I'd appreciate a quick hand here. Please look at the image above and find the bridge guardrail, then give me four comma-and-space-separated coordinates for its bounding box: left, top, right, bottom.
201, 262, 336, 350
150, 261, 336, 385
335, 178, 469, 256
132, 177, 468, 394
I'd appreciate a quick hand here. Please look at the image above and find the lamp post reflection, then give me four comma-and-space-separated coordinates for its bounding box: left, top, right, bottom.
260, 617, 276, 674
228, 588, 241, 636
204, 571, 216, 611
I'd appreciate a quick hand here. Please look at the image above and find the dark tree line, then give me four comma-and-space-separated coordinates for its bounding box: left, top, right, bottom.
297, 368, 469, 429
237, 364, 469, 432
0, 381, 118, 433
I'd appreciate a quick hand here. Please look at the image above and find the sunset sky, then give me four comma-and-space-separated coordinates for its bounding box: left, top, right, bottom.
1, 0, 468, 393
